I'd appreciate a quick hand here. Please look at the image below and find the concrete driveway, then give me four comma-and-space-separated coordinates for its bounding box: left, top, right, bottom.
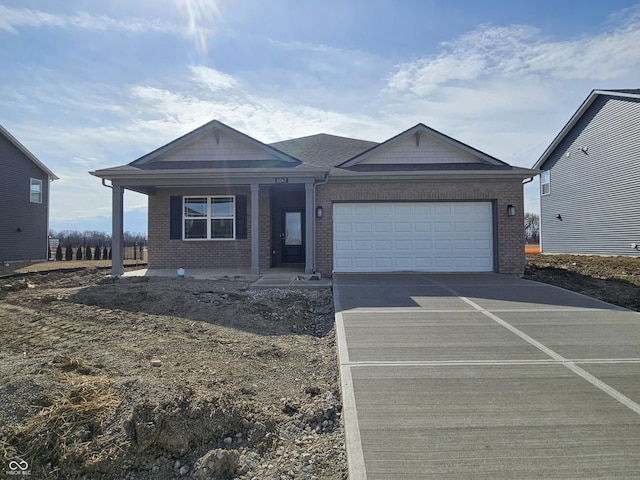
333, 273, 640, 479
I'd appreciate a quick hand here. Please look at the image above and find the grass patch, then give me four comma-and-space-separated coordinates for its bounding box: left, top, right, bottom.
3, 375, 120, 477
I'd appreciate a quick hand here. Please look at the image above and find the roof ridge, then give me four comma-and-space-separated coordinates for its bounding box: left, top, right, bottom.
270, 132, 378, 145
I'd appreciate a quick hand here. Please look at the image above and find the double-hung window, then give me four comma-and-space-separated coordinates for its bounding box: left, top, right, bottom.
184, 196, 235, 240
540, 170, 550, 196
30, 178, 43, 203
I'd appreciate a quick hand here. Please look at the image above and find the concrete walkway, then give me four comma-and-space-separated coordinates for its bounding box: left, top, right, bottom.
123, 267, 332, 289
334, 273, 640, 479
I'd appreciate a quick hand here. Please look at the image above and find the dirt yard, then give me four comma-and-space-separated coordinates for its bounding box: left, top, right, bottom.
2, 254, 639, 479
0, 266, 345, 480
525, 253, 640, 311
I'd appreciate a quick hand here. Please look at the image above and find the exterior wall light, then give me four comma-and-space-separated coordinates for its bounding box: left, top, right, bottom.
507, 204, 516, 217
316, 206, 323, 218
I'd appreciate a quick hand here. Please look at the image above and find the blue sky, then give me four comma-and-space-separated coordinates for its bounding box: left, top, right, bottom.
2, 0, 640, 235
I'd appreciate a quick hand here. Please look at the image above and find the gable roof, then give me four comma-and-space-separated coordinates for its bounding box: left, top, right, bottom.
0, 124, 58, 180
270, 133, 378, 168
534, 89, 640, 170
130, 119, 301, 166
91, 120, 536, 184
339, 123, 508, 168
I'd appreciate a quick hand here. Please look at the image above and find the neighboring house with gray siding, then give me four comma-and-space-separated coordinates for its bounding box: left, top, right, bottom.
534, 89, 640, 256
91, 120, 535, 277
0, 124, 58, 262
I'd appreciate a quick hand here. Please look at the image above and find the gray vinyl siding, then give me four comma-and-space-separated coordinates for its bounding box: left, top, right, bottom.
0, 133, 50, 262
540, 95, 640, 256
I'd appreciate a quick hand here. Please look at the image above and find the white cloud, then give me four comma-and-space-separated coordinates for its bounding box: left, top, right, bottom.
0, 5, 180, 34
190, 66, 241, 91
9, 7, 640, 228
388, 15, 640, 97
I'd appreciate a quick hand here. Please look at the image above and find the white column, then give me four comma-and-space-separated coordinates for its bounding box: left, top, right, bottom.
250, 183, 260, 275
111, 184, 124, 277
305, 182, 314, 275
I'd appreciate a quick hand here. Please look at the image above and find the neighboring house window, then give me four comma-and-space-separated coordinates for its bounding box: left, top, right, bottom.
183, 196, 235, 240
30, 178, 43, 203
540, 170, 550, 195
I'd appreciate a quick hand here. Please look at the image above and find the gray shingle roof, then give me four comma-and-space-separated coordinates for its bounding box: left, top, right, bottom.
343, 163, 512, 172
137, 159, 298, 170
270, 133, 378, 168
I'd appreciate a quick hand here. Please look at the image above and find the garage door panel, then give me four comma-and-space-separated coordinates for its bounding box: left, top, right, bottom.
335, 240, 352, 251
434, 239, 452, 250
415, 240, 432, 250
355, 222, 372, 232
355, 205, 372, 215
415, 257, 433, 268
454, 239, 472, 250
333, 202, 493, 273
334, 222, 352, 233
355, 240, 372, 250
434, 222, 451, 232
375, 240, 392, 250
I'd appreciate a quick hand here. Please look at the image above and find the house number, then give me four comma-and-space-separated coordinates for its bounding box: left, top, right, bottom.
275, 177, 288, 183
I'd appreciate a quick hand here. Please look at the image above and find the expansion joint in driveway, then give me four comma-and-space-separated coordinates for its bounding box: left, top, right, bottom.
433, 280, 640, 417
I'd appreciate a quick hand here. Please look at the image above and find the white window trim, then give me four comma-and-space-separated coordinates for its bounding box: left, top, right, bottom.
540, 170, 550, 196
30, 178, 43, 204
183, 195, 236, 241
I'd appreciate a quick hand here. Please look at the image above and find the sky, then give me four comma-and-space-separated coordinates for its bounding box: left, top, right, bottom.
2, 0, 640, 235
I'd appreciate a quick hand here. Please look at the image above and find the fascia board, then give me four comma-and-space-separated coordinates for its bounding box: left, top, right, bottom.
327, 169, 538, 182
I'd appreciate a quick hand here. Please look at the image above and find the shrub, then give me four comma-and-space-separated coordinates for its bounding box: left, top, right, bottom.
65, 245, 73, 261
103, 247, 109, 260
55, 244, 63, 261
76, 246, 83, 261
85, 246, 92, 261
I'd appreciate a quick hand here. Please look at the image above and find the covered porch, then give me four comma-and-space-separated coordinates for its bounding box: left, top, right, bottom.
107, 174, 323, 277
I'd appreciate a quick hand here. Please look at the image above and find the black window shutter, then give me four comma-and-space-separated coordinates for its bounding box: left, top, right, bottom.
236, 195, 247, 239
169, 196, 182, 239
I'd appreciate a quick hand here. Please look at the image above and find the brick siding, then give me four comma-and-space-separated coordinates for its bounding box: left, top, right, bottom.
314, 178, 525, 275
148, 179, 525, 275
148, 187, 271, 270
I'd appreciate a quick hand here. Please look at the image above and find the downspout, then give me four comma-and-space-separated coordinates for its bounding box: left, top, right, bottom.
312, 173, 330, 274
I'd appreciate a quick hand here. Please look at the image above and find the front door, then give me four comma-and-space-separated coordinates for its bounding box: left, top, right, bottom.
281, 210, 305, 264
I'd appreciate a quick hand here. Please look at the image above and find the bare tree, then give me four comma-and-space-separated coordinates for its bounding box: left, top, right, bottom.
524, 213, 540, 244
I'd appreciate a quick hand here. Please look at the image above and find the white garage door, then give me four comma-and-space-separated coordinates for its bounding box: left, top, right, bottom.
333, 202, 494, 273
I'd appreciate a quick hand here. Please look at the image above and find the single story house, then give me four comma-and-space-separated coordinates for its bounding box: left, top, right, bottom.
90, 120, 535, 276
0, 124, 58, 263
533, 89, 640, 256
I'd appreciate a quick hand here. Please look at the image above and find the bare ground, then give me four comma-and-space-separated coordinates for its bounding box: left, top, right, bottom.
525, 253, 640, 311
3, 254, 639, 479
0, 266, 345, 480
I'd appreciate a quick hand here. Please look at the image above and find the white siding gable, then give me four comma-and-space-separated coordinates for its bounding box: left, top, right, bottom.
359, 133, 479, 165
152, 129, 279, 163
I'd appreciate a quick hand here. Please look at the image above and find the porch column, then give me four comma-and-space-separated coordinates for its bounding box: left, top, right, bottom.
250, 183, 260, 275
111, 184, 124, 277
305, 182, 314, 275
